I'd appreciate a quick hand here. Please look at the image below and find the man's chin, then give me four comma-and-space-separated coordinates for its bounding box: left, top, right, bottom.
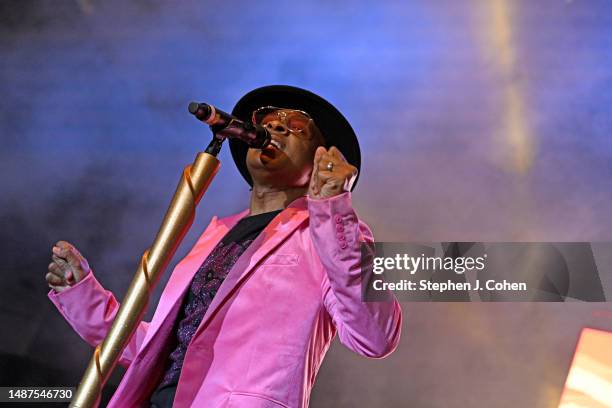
258, 148, 288, 167
246, 156, 283, 179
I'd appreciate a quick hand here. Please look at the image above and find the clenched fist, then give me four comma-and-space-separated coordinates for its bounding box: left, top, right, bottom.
46, 241, 91, 293
308, 146, 358, 199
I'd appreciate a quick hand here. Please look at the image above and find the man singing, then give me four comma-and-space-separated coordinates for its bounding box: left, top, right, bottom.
45, 85, 402, 408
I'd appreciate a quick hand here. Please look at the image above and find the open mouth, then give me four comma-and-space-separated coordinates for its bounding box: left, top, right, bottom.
260, 139, 284, 161
269, 139, 283, 150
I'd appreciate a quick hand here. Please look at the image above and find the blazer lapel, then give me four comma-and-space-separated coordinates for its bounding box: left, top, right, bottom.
138, 209, 250, 353
193, 197, 309, 338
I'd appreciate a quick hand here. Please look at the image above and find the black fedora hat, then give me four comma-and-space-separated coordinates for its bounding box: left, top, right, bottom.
229, 85, 361, 191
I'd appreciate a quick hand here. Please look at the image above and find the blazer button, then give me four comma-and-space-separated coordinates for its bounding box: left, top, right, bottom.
334, 215, 342, 224
336, 225, 344, 233
340, 242, 348, 249
336, 232, 345, 240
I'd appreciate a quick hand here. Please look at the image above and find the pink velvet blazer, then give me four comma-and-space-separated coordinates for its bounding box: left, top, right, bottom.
49, 193, 402, 407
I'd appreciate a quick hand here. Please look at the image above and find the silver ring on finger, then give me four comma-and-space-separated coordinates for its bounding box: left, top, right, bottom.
326, 162, 334, 172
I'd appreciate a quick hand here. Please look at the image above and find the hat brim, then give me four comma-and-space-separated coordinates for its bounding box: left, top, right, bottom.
229, 85, 361, 191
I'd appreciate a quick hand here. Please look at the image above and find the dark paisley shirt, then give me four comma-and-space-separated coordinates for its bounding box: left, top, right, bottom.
149, 209, 281, 408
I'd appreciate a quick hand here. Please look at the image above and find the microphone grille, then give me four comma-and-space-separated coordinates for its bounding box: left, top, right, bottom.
188, 102, 200, 114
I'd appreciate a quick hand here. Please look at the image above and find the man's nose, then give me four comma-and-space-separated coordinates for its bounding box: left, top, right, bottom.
265, 120, 289, 134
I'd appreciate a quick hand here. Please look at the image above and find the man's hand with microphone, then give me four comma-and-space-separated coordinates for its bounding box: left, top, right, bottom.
46, 241, 91, 293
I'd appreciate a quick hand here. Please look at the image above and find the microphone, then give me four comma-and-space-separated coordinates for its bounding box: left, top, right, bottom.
188, 102, 271, 148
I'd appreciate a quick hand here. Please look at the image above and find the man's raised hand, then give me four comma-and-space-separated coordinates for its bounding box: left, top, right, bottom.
46, 241, 91, 293
308, 146, 358, 199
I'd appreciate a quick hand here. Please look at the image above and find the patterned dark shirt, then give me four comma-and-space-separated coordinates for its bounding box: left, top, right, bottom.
149, 209, 281, 408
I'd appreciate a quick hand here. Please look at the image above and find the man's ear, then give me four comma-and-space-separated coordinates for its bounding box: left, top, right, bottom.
318, 136, 327, 149
309, 122, 326, 148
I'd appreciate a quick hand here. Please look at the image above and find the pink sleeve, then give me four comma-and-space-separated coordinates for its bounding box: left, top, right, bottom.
48, 271, 149, 368
308, 192, 402, 358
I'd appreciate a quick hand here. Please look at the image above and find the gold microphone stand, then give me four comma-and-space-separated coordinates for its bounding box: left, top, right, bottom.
69, 136, 224, 408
